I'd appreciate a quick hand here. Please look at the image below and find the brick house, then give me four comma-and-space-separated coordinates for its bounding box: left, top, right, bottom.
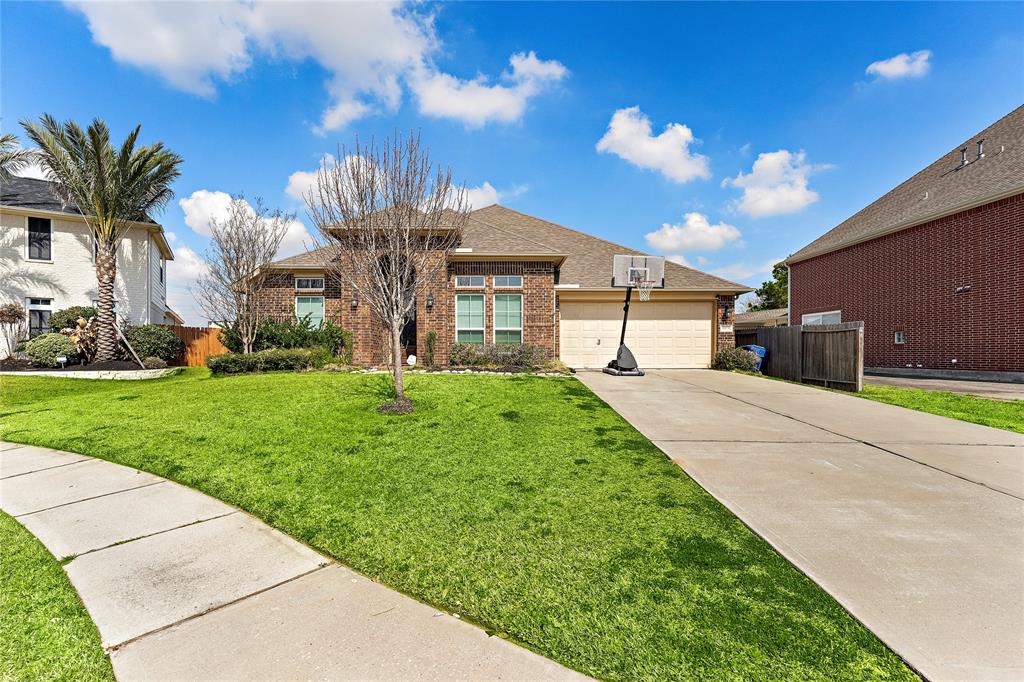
786, 105, 1023, 380
256, 205, 749, 368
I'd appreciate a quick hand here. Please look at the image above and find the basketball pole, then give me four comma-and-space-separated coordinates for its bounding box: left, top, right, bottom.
618, 285, 632, 348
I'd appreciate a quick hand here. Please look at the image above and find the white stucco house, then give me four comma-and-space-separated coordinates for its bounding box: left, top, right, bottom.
0, 177, 182, 334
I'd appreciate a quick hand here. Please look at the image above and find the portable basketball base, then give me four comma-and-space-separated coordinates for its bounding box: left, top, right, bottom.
603, 255, 665, 377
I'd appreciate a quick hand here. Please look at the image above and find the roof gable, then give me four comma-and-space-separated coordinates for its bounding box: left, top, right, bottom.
788, 105, 1024, 264
267, 205, 750, 292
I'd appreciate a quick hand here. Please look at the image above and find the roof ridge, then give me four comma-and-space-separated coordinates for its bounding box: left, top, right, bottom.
481, 205, 748, 289
467, 208, 564, 253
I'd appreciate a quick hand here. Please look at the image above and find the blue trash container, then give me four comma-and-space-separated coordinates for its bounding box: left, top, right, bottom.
740, 344, 766, 372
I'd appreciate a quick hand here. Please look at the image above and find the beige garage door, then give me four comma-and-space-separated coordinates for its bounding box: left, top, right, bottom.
560, 300, 713, 369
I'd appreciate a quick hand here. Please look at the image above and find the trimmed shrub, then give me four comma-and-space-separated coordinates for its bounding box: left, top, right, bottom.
142, 356, 168, 369
423, 331, 437, 367
49, 306, 98, 333
207, 348, 333, 375
26, 333, 78, 367
449, 343, 550, 370
220, 318, 352, 361
712, 347, 759, 372
125, 324, 184, 362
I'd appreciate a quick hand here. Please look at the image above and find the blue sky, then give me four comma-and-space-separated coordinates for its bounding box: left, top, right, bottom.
3, 1, 1022, 323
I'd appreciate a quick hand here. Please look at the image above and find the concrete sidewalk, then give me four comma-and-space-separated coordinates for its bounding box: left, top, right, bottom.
0, 442, 587, 681
579, 369, 1024, 682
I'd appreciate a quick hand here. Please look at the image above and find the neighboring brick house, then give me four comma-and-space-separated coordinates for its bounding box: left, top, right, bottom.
0, 177, 182, 332
787, 105, 1024, 379
257, 205, 749, 368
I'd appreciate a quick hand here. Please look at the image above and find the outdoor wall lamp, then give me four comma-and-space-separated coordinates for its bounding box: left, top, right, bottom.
426, 293, 435, 311
350, 292, 358, 310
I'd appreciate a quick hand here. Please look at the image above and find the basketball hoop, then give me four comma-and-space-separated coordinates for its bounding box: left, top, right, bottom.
635, 279, 656, 301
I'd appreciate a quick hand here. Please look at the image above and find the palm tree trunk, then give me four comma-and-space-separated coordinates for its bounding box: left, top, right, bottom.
95, 244, 118, 363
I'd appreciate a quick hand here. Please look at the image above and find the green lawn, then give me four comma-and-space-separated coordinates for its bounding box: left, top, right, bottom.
0, 511, 114, 682
0, 369, 914, 680
860, 384, 1024, 434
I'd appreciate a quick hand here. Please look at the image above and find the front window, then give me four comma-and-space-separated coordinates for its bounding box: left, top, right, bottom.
456, 294, 484, 344
494, 275, 523, 288
295, 296, 325, 327
295, 277, 325, 291
494, 294, 523, 344
27, 298, 52, 336
28, 217, 51, 261
801, 310, 842, 326
159, 259, 165, 283
456, 275, 484, 288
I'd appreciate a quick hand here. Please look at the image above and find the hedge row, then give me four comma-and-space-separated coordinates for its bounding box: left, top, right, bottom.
219, 318, 352, 362
448, 342, 550, 369
206, 347, 335, 375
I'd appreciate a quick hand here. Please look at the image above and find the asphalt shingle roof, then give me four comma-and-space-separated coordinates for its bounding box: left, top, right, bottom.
268, 205, 749, 292
735, 307, 788, 324
788, 105, 1024, 264
0, 176, 158, 224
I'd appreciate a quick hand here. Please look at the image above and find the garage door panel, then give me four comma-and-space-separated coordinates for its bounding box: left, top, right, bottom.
560, 300, 713, 369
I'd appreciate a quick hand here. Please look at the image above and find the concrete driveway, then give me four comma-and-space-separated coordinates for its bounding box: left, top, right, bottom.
578, 369, 1024, 682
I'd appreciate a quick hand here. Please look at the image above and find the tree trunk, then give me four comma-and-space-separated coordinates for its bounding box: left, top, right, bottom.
94, 244, 118, 363
392, 321, 405, 400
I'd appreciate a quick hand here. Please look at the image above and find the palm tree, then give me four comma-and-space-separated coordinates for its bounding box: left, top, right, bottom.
0, 133, 34, 181
22, 115, 182, 362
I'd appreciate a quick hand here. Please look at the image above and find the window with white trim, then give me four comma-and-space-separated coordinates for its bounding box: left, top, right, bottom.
455, 275, 484, 288
28, 217, 51, 261
494, 294, 523, 344
295, 277, 325, 290
493, 275, 522, 288
801, 310, 842, 326
456, 294, 485, 344
159, 258, 165, 283
27, 298, 52, 336
295, 296, 325, 327
894, 331, 906, 344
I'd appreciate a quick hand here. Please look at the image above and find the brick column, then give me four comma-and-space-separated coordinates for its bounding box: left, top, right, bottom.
716, 294, 736, 351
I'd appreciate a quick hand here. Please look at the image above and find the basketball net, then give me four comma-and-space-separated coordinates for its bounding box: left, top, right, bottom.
635, 279, 655, 301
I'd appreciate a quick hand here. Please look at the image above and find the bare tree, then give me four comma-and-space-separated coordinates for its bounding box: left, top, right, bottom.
195, 196, 291, 354
306, 132, 469, 412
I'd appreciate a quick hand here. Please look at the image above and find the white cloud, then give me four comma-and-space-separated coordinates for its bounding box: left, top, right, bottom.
465, 181, 528, 209
866, 50, 932, 80
596, 106, 710, 183
721, 150, 830, 218
178, 190, 312, 258
666, 254, 691, 267
285, 154, 337, 202
645, 212, 741, 253
712, 258, 781, 282
67, 2, 564, 131
410, 51, 568, 127
165, 245, 208, 325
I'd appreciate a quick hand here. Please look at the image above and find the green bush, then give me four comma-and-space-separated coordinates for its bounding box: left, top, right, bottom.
423, 331, 437, 367
207, 348, 334, 375
124, 324, 184, 362
48, 306, 98, 333
220, 318, 352, 362
26, 333, 78, 368
142, 356, 168, 369
712, 347, 759, 371
449, 343, 549, 370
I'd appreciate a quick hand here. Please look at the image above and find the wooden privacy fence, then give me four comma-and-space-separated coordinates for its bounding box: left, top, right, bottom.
752, 322, 864, 392
164, 326, 228, 367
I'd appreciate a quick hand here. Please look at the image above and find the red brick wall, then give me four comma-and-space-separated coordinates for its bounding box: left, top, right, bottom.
255, 258, 557, 367
790, 193, 1023, 372
716, 294, 737, 351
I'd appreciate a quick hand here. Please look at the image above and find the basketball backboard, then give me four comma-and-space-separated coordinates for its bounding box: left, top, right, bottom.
611, 255, 666, 289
